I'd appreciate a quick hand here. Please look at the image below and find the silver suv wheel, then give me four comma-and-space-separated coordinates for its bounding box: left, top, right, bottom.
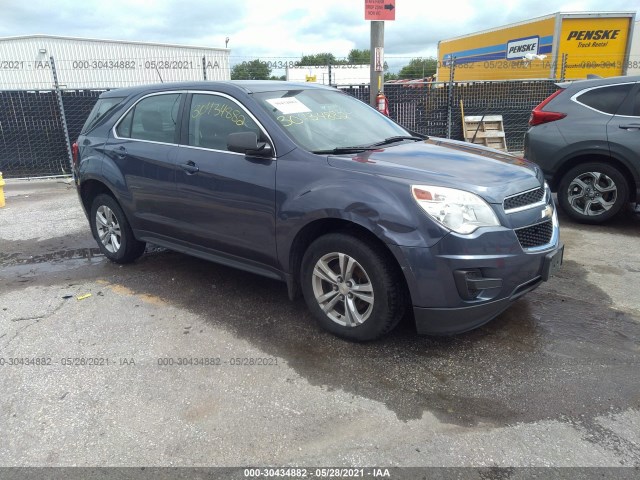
567, 171, 617, 217
558, 162, 628, 224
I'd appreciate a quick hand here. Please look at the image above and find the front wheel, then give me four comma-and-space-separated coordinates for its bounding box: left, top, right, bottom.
301, 233, 406, 341
557, 163, 628, 224
90, 194, 146, 263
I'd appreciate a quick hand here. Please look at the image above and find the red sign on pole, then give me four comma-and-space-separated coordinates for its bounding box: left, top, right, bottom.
364, 0, 395, 21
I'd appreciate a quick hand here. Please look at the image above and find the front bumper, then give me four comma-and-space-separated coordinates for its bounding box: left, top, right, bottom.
413, 243, 563, 335
389, 210, 564, 335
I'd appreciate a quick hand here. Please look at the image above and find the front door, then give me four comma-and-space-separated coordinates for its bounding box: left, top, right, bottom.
607, 83, 640, 189
172, 92, 278, 269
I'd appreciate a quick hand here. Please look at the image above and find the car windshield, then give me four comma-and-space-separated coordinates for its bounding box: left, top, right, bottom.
253, 88, 413, 153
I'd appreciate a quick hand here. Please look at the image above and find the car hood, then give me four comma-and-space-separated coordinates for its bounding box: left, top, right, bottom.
326, 138, 542, 204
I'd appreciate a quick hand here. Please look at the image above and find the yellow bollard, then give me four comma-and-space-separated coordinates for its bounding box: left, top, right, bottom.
0, 172, 5, 208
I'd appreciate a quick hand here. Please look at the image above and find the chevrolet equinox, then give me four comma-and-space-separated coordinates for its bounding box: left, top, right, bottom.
73, 81, 563, 341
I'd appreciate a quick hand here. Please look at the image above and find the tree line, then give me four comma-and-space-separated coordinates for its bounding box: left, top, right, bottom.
231, 49, 437, 81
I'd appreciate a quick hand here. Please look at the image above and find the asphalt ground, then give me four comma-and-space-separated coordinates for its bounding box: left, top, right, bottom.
0, 179, 639, 469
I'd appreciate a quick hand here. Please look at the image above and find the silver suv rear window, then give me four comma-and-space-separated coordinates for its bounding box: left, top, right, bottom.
576, 84, 633, 115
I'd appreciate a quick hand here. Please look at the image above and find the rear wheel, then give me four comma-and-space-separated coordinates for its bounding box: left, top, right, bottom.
301, 233, 406, 341
557, 163, 628, 224
90, 194, 146, 263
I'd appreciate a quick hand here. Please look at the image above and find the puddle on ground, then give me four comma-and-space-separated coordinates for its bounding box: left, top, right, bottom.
0, 247, 103, 266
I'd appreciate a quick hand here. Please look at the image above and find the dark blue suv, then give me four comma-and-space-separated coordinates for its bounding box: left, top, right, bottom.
73, 81, 563, 341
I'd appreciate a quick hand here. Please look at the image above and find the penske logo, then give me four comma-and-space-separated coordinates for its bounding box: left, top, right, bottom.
506, 36, 539, 60
567, 30, 620, 41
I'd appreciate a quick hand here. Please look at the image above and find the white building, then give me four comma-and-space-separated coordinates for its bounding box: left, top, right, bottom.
0, 35, 230, 90
286, 65, 370, 85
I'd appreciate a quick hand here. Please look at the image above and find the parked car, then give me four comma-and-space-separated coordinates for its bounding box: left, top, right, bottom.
524, 75, 640, 224
73, 81, 563, 341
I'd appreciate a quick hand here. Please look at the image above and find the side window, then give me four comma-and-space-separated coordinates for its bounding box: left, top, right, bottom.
82, 96, 125, 134
116, 109, 133, 138
576, 84, 633, 115
116, 93, 181, 143
188, 94, 260, 151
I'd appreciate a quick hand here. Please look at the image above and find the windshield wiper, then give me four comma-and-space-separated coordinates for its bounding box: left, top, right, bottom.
367, 135, 424, 147
311, 135, 425, 154
311, 146, 381, 154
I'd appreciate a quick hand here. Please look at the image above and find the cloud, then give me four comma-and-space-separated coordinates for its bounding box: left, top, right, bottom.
0, 0, 637, 66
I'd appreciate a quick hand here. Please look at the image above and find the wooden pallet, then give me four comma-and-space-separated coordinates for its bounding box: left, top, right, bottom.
460, 101, 507, 151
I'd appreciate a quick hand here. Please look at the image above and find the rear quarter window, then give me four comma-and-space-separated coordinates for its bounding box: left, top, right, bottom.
81, 97, 126, 133
575, 84, 633, 115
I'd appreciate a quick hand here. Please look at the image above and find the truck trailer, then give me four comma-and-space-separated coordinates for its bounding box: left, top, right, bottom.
437, 12, 636, 81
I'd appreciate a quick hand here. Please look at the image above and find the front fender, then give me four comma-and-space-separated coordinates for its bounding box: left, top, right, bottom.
275, 161, 448, 272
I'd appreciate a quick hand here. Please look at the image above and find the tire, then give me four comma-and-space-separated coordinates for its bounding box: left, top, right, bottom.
557, 162, 628, 224
90, 194, 146, 263
300, 233, 406, 341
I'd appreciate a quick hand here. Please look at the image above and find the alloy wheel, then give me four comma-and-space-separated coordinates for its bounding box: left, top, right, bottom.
95, 205, 122, 253
567, 171, 617, 217
311, 252, 374, 327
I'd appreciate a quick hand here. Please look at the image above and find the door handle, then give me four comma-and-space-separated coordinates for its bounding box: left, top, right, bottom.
180, 161, 199, 174
619, 124, 640, 130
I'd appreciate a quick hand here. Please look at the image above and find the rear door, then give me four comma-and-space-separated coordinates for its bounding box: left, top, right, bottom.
606, 82, 640, 178
172, 92, 278, 268
104, 92, 185, 238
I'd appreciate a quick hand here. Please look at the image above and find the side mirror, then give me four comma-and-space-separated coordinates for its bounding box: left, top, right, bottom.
227, 132, 272, 157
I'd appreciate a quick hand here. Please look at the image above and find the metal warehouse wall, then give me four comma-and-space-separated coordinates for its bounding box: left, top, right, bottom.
0, 35, 230, 89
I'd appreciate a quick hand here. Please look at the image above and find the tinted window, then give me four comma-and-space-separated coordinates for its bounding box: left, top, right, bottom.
81, 96, 125, 133
117, 93, 181, 143
116, 109, 133, 138
188, 94, 260, 151
577, 84, 632, 114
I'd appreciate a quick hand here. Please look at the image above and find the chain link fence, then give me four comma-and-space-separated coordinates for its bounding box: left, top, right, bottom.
0, 53, 568, 177
0, 90, 69, 177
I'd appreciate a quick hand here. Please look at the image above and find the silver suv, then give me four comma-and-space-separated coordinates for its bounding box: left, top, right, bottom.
524, 75, 640, 224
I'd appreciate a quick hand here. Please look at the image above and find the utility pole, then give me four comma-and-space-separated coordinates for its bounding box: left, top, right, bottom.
369, 21, 384, 107
365, 0, 394, 106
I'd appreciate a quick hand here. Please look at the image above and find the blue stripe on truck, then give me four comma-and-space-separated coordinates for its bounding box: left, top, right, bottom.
443, 35, 554, 64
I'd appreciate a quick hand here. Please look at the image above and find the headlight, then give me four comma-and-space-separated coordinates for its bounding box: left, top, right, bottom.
411, 185, 500, 234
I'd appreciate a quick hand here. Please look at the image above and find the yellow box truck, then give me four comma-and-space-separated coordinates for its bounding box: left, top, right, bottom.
437, 12, 636, 81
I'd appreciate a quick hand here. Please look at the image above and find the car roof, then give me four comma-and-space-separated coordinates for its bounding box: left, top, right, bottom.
101, 80, 336, 98
557, 75, 640, 90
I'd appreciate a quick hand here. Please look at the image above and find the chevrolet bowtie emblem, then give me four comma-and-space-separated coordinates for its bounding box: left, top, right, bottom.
542, 205, 553, 219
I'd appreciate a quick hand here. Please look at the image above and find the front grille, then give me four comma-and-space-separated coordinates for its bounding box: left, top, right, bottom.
504, 187, 544, 211
515, 219, 553, 249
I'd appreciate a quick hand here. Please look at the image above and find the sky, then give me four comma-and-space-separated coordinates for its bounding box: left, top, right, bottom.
0, 0, 638, 71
